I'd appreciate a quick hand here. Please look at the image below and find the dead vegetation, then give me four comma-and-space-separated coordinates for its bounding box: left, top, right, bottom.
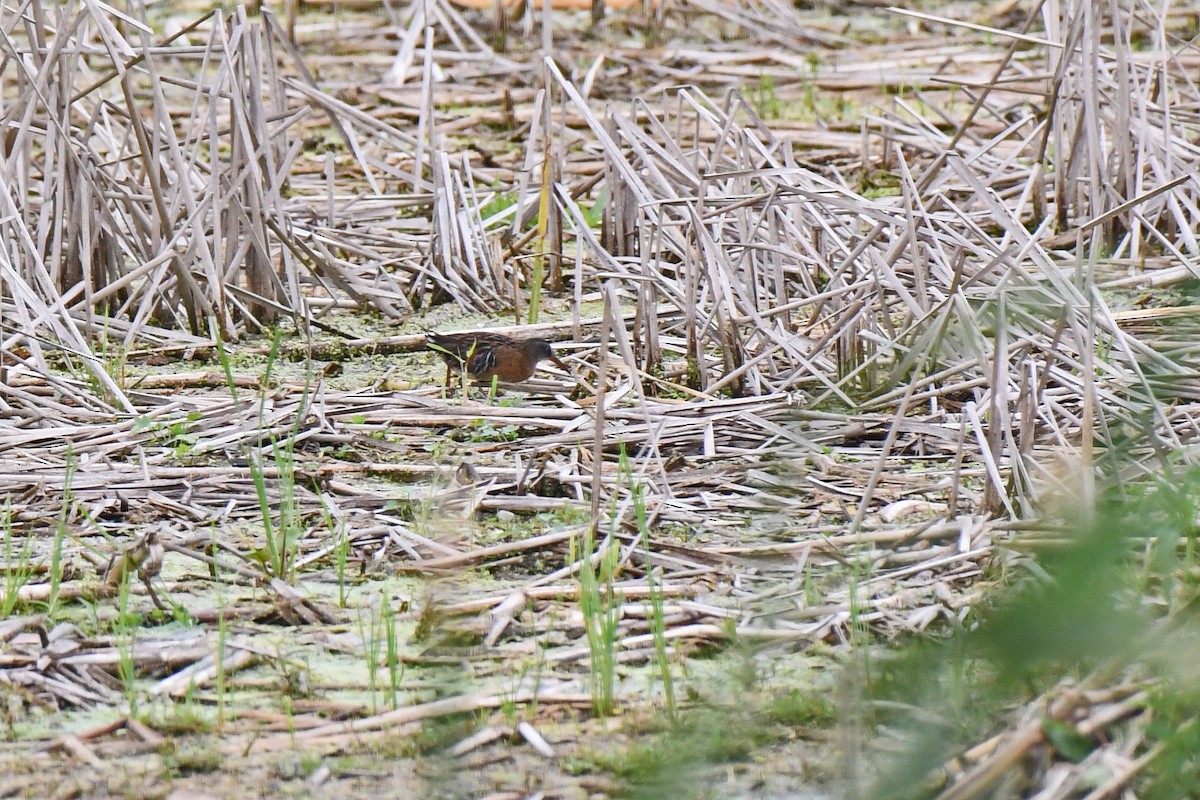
1, 0, 1200, 797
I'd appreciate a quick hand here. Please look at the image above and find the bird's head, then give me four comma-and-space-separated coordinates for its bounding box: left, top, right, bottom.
528, 338, 568, 371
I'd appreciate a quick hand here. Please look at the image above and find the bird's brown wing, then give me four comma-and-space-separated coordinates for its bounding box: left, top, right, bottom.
467, 342, 498, 377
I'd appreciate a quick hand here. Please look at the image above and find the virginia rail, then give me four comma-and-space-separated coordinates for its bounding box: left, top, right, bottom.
425, 331, 568, 387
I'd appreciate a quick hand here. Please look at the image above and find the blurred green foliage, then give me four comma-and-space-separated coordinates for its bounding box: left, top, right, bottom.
861, 466, 1200, 799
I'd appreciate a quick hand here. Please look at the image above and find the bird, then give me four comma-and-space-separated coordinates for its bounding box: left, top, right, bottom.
424, 331, 568, 388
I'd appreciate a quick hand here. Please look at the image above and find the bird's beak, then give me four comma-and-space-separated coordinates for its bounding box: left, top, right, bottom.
549, 353, 569, 372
